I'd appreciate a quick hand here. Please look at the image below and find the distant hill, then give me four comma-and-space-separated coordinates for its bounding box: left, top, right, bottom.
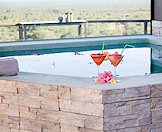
0, 0, 150, 9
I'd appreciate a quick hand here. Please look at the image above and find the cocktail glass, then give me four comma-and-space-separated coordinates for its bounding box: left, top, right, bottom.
108, 52, 123, 82
90, 53, 106, 77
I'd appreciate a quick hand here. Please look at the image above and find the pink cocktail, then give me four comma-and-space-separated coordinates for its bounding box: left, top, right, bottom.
107, 52, 123, 82
91, 54, 106, 66
91, 53, 106, 76
108, 53, 123, 67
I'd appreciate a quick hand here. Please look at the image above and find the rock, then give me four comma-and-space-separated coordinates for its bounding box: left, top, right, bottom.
0, 58, 19, 76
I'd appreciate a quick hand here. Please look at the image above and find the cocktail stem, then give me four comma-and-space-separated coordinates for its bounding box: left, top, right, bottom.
114, 66, 120, 82
97, 65, 100, 76
114, 66, 117, 80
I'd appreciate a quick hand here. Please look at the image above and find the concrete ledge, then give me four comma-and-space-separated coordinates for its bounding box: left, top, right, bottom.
0, 72, 162, 90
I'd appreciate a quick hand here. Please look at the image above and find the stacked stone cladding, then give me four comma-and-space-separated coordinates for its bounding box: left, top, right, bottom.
0, 79, 162, 132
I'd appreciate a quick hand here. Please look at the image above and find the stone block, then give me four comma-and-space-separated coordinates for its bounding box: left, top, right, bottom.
59, 111, 103, 130
0, 104, 9, 115
151, 128, 162, 132
84, 116, 103, 131
19, 106, 36, 120
104, 102, 151, 131
58, 86, 71, 100
41, 98, 59, 111
3, 93, 42, 109
40, 122, 60, 132
10, 129, 20, 132
20, 107, 59, 123
103, 86, 150, 104
11, 129, 32, 132
2, 93, 19, 106
18, 95, 42, 108
71, 88, 102, 103
151, 98, 162, 110
60, 99, 103, 117
151, 123, 162, 132
58, 86, 102, 103
79, 128, 103, 132
104, 125, 151, 132
152, 109, 162, 124
0, 96, 2, 103
0, 126, 11, 132
40, 84, 58, 98
20, 118, 60, 132
8, 104, 19, 117
124, 86, 150, 98
20, 118, 41, 131
61, 124, 103, 132
0, 115, 19, 130
3, 93, 41, 108
8, 116, 19, 130
36, 109, 59, 123
104, 101, 132, 118
60, 124, 80, 132
0, 104, 19, 117
59, 111, 85, 128
16, 82, 41, 96
0, 80, 17, 94
151, 84, 162, 98
43, 128, 60, 132
0, 115, 9, 127
104, 114, 151, 130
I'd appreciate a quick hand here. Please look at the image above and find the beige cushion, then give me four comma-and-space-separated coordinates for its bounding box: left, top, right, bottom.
0, 58, 19, 76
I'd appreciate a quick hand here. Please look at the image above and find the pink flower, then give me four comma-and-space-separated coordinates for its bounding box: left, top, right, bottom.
96, 71, 115, 84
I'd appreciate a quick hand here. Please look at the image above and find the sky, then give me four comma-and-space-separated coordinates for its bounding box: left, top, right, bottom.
0, 0, 150, 9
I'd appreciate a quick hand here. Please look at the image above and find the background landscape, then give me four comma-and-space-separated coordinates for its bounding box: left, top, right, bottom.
0, 0, 150, 42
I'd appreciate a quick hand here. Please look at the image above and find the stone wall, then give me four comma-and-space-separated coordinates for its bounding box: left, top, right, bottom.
0, 79, 162, 132
103, 84, 162, 132
0, 80, 103, 132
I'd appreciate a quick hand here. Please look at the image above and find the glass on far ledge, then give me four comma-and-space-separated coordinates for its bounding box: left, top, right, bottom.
107, 52, 123, 82
90, 53, 106, 77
